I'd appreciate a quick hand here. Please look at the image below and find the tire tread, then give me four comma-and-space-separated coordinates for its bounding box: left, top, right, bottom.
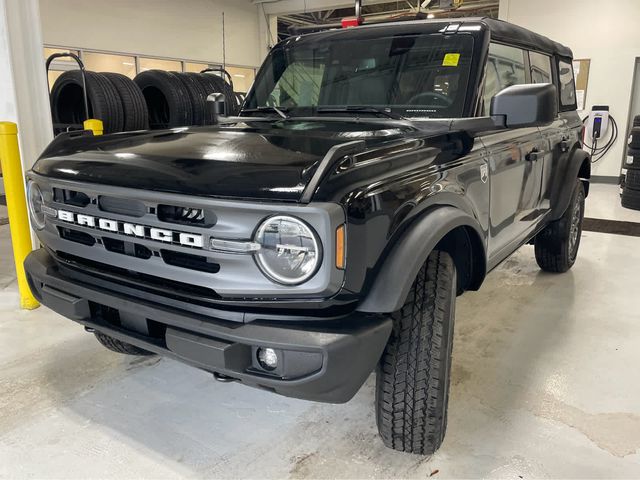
376, 251, 455, 455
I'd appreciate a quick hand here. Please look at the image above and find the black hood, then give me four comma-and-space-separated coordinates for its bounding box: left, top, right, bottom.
33, 120, 445, 201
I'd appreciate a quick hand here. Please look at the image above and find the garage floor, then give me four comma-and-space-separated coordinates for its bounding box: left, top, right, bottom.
1, 184, 640, 478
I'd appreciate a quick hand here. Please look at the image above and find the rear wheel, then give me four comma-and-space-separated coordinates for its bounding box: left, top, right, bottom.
375, 250, 456, 455
94, 331, 154, 356
534, 179, 585, 272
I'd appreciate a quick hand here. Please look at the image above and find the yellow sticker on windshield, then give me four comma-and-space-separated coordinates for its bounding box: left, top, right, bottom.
442, 53, 461, 67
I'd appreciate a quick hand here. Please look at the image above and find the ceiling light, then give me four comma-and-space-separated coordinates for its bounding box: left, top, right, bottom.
427, 13, 435, 18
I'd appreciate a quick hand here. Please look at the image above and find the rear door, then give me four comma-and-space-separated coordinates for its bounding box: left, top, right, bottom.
479, 43, 547, 259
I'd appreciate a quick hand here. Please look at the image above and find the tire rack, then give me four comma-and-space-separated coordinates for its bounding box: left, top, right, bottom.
45, 52, 90, 134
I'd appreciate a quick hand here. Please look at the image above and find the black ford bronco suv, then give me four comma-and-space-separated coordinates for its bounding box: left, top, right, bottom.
24, 17, 589, 455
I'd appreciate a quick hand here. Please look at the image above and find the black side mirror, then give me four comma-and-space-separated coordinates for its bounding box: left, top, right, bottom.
490, 83, 557, 128
207, 93, 226, 124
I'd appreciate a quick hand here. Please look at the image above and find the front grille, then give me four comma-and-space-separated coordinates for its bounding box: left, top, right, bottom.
58, 227, 95, 246
36, 176, 337, 301
56, 251, 221, 302
103, 237, 152, 259
157, 204, 216, 227
53, 188, 91, 207
160, 249, 220, 273
99, 195, 146, 217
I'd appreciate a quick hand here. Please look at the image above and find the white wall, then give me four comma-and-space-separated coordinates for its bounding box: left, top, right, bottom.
499, 0, 640, 177
39, 0, 265, 67
0, 0, 53, 170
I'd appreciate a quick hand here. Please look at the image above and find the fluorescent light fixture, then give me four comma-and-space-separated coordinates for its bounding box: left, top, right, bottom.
234, 74, 245, 78
122, 62, 135, 66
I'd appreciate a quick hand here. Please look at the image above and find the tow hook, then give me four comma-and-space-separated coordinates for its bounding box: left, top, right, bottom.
213, 372, 238, 383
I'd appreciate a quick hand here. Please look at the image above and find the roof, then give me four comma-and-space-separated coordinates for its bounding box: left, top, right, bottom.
481, 18, 573, 58
287, 16, 573, 59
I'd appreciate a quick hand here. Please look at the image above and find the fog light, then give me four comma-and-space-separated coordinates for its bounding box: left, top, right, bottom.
256, 347, 278, 371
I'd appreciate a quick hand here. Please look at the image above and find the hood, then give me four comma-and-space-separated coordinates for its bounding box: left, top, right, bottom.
33, 120, 444, 201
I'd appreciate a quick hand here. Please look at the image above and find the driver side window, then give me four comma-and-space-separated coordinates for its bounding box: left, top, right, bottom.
481, 43, 527, 116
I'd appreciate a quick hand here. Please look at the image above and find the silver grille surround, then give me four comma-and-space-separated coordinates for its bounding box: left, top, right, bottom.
27, 173, 345, 299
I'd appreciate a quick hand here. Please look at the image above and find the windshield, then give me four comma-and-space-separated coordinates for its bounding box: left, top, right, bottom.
244, 32, 475, 119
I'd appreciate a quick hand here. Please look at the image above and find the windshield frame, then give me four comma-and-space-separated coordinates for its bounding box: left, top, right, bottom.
243, 21, 488, 120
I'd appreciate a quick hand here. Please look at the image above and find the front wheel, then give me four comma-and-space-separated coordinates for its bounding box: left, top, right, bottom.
534, 179, 585, 273
375, 250, 456, 455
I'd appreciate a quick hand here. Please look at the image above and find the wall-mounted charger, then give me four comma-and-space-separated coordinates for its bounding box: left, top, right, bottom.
585, 105, 610, 141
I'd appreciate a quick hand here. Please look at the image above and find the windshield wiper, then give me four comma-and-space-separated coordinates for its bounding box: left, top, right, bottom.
241, 106, 289, 119
316, 106, 405, 120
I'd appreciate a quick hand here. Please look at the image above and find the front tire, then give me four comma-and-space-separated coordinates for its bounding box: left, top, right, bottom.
375, 250, 456, 455
534, 179, 585, 273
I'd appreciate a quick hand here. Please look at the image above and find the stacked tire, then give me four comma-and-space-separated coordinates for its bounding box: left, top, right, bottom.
50, 70, 148, 134
622, 116, 640, 210
133, 70, 240, 129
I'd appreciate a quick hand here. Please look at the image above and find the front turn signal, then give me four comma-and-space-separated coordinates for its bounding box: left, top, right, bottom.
335, 224, 346, 270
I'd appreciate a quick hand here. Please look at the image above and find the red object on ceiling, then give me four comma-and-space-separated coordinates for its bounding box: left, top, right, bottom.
341, 16, 363, 28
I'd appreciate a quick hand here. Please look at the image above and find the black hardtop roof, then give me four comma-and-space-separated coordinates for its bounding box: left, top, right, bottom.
480, 17, 573, 58
287, 16, 573, 59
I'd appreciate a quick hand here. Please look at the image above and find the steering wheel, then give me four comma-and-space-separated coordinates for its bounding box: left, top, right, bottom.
406, 92, 453, 107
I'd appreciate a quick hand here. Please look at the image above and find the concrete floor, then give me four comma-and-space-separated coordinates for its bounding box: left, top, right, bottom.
1, 185, 640, 478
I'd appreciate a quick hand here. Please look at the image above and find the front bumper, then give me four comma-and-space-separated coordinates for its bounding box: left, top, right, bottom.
25, 249, 392, 403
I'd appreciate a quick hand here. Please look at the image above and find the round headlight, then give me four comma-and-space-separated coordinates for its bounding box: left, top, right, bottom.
27, 181, 46, 230
254, 216, 321, 285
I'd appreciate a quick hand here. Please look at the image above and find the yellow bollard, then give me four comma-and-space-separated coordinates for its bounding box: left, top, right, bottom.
83, 119, 103, 136
0, 122, 39, 310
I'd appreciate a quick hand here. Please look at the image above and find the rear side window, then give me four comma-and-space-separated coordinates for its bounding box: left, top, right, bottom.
558, 59, 577, 110
529, 51, 552, 84
481, 43, 527, 115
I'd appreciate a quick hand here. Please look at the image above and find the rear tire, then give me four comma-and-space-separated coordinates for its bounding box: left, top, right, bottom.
94, 331, 154, 356
534, 179, 585, 273
375, 250, 456, 455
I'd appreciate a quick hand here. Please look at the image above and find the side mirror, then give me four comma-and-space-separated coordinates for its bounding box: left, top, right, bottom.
490, 83, 557, 128
207, 93, 226, 124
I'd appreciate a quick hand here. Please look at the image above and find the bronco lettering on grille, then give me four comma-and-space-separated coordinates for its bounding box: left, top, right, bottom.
56, 209, 203, 248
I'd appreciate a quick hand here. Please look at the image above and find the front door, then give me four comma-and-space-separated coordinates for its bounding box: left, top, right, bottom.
481, 128, 546, 259
479, 43, 547, 260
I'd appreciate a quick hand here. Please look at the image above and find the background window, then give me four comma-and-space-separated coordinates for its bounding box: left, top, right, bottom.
83, 52, 136, 78
184, 62, 213, 73
139, 57, 182, 72
43, 47, 80, 89
558, 59, 577, 108
226, 66, 256, 94
481, 43, 526, 115
529, 51, 552, 84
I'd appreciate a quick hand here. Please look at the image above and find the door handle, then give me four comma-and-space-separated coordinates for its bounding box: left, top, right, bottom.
526, 149, 544, 161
